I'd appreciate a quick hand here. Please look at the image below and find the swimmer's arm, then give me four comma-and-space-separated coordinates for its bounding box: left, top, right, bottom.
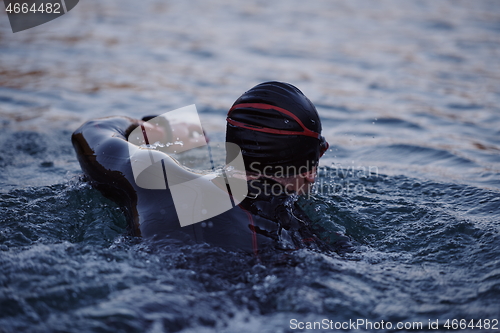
81, 115, 204, 153
71, 116, 143, 177
72, 116, 162, 150
72, 115, 205, 174
72, 116, 172, 159
133, 116, 207, 152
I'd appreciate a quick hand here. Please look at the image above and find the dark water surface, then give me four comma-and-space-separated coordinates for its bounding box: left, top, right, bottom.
1, 1, 500, 332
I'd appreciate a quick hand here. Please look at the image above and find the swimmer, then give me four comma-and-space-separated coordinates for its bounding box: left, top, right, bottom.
72, 81, 351, 254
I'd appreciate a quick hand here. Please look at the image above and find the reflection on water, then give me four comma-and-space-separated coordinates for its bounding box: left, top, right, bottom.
0, 0, 499, 332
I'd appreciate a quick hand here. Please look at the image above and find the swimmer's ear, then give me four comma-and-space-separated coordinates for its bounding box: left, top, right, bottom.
142, 115, 158, 122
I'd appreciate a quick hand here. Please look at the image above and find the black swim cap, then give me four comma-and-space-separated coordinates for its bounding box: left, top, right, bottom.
226, 81, 328, 177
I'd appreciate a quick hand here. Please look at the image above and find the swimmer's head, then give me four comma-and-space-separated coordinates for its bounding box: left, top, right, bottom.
225, 81, 328, 178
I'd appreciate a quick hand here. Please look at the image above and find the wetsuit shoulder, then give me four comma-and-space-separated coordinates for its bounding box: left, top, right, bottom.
72, 116, 144, 234
72, 117, 138, 169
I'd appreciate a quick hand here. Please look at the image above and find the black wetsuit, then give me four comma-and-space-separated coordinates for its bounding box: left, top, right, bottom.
72, 116, 337, 254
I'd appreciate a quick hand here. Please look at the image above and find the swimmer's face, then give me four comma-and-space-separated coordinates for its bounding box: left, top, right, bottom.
298, 166, 317, 196
281, 166, 317, 196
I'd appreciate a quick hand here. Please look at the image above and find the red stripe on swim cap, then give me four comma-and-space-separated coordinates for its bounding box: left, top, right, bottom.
227, 103, 320, 139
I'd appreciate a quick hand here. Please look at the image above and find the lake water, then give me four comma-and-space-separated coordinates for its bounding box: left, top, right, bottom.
1, 0, 499, 332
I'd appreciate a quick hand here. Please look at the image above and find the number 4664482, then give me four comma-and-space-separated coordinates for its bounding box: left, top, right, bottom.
5, 2, 61, 14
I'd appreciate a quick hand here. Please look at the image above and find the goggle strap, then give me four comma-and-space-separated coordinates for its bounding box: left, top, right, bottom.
228, 103, 320, 139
